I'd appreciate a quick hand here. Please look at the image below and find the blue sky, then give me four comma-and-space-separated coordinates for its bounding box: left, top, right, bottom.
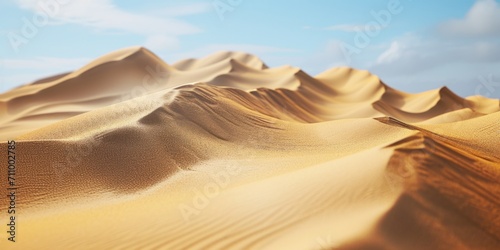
1, 0, 499, 98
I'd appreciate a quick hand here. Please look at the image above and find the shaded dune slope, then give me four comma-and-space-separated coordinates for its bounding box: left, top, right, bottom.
341, 114, 500, 249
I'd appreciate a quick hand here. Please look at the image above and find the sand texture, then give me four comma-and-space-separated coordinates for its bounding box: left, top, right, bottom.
0, 47, 499, 249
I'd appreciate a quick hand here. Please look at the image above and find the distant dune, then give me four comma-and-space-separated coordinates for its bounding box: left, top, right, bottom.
0, 47, 499, 249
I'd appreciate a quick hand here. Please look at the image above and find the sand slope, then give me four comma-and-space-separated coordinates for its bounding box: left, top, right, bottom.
0, 47, 499, 250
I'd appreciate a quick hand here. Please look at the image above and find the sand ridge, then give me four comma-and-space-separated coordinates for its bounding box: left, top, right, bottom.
0, 47, 499, 249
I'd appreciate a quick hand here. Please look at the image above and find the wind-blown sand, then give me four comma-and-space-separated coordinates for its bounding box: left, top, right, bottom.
0, 47, 499, 249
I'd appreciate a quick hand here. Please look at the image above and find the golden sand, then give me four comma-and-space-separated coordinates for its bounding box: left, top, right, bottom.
0, 47, 499, 249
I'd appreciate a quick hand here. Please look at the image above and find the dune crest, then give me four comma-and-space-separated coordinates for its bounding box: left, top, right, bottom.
0, 47, 499, 249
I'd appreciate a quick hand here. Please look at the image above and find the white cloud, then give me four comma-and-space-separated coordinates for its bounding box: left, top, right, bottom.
14, 0, 209, 50
361, 0, 500, 77
364, 1, 500, 97
439, 0, 500, 37
376, 41, 400, 64
372, 26, 500, 75
368, 31, 500, 97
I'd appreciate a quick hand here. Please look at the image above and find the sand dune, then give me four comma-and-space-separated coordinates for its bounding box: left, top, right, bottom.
0, 47, 499, 249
